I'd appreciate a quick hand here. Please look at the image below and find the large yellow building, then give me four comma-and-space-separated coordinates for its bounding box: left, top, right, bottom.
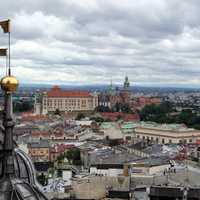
135, 123, 200, 144
34, 86, 98, 115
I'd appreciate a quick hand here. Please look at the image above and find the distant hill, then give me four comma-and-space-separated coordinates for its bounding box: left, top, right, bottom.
18, 83, 200, 94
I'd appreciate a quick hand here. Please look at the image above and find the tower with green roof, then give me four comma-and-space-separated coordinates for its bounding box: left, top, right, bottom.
123, 76, 130, 90
107, 79, 115, 95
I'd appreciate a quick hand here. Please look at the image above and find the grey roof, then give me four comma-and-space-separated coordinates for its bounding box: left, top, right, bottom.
135, 156, 170, 166
143, 144, 163, 155
89, 151, 141, 165
28, 140, 50, 148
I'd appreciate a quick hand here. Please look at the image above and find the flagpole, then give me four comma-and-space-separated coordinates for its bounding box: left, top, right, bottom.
8, 31, 11, 76
6, 54, 8, 76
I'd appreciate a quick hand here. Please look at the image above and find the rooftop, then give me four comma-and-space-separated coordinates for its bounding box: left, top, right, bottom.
139, 121, 192, 132
121, 121, 198, 133
47, 86, 92, 98
28, 140, 50, 148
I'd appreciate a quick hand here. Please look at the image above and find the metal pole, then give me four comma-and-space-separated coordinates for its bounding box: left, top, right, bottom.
8, 31, 11, 76
6, 53, 8, 75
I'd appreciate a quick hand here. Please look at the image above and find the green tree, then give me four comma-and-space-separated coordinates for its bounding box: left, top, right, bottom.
104, 118, 112, 122
54, 108, 61, 115
65, 148, 82, 165
75, 113, 85, 120
116, 115, 122, 121
139, 101, 174, 123
139, 102, 200, 130
90, 116, 104, 123
95, 105, 111, 112
121, 103, 133, 114
13, 100, 33, 112
114, 102, 122, 112
37, 173, 47, 186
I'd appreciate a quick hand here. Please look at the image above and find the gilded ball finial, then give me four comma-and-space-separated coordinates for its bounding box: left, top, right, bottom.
0, 75, 19, 92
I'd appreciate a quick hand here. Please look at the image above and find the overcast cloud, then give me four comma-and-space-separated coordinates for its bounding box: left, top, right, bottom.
0, 0, 200, 87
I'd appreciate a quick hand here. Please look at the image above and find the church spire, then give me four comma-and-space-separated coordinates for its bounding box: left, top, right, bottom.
1, 67, 19, 177
0, 18, 49, 200
107, 78, 115, 95
0, 18, 19, 177
123, 75, 130, 90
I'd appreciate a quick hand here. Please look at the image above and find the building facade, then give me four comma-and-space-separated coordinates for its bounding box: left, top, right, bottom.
135, 125, 200, 144
34, 86, 98, 115
28, 140, 50, 162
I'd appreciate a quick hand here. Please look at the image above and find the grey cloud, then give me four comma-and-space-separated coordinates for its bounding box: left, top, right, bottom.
0, 0, 200, 86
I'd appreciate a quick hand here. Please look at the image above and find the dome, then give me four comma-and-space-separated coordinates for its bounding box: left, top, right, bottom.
0, 75, 19, 92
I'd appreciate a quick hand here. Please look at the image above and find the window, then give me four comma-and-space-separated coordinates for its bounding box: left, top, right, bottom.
156, 138, 159, 143
126, 136, 131, 141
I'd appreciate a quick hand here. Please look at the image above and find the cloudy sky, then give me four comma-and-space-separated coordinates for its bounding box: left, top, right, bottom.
0, 0, 200, 87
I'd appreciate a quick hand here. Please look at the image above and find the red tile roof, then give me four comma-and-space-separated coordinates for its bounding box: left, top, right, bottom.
32, 131, 50, 137
123, 113, 140, 122
53, 131, 64, 137
196, 139, 200, 145
47, 86, 91, 98
21, 115, 50, 122
100, 112, 140, 122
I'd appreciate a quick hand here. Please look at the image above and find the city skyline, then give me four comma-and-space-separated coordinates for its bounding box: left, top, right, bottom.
0, 0, 200, 87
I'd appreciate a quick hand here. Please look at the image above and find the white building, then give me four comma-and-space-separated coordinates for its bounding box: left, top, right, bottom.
90, 164, 124, 177
34, 86, 98, 115
135, 123, 200, 144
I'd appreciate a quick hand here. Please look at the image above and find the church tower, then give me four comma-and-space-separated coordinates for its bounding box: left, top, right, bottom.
123, 76, 130, 90
120, 76, 131, 104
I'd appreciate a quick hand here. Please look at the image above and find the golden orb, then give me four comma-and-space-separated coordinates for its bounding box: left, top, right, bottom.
0, 75, 19, 92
